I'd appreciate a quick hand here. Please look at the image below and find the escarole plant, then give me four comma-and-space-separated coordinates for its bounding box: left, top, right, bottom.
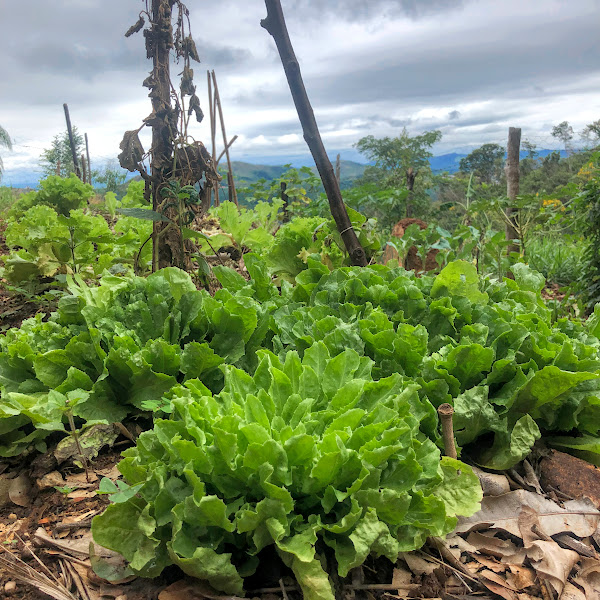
92, 343, 482, 600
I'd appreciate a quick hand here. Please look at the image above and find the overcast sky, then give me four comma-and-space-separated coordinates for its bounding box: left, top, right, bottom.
1, 0, 599, 182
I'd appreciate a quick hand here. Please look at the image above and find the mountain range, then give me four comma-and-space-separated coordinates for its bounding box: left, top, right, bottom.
1, 150, 568, 189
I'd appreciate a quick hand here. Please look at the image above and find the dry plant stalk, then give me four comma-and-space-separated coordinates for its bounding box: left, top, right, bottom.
437, 403, 457, 459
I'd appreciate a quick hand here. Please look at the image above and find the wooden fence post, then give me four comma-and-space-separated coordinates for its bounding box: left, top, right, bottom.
63, 103, 81, 179
505, 127, 521, 255
81, 153, 87, 184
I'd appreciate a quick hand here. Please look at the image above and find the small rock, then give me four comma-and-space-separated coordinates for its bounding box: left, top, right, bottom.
4, 581, 17, 595
8, 513, 18, 521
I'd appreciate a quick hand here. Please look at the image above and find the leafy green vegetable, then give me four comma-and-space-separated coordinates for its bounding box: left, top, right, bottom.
92, 345, 481, 599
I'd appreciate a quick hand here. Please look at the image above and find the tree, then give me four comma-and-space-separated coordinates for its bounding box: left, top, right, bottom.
520, 139, 539, 178
354, 128, 442, 217
40, 128, 84, 178
522, 139, 538, 160
459, 143, 505, 184
582, 119, 600, 147
0, 124, 12, 182
94, 160, 128, 194
551, 121, 574, 156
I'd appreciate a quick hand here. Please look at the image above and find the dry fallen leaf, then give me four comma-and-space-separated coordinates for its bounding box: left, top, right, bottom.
506, 564, 537, 591
526, 540, 579, 596
559, 582, 586, 600
158, 579, 244, 600
456, 489, 599, 538
391, 566, 412, 587
478, 569, 518, 600
573, 558, 600, 598
466, 531, 519, 558
400, 553, 438, 575
8, 473, 33, 507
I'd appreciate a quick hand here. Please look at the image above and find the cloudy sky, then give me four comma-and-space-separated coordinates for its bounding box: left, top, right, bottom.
1, 0, 599, 183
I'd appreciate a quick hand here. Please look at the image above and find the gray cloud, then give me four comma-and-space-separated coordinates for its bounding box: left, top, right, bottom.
288, 0, 465, 21
2, 0, 600, 180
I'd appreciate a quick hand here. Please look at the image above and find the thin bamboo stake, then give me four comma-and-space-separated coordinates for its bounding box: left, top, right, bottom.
84, 133, 92, 185
208, 70, 220, 207
211, 70, 238, 206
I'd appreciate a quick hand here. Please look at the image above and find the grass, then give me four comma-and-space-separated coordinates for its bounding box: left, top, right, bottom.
0, 186, 19, 215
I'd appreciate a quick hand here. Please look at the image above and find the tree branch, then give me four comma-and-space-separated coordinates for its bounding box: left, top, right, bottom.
261, 0, 367, 266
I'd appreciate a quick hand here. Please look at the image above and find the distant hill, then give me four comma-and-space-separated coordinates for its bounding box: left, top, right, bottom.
229, 160, 367, 188
2, 150, 571, 190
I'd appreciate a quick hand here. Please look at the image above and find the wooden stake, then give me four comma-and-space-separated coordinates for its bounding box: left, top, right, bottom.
281, 181, 289, 222
56, 159, 61, 177
207, 71, 215, 207
63, 103, 81, 179
335, 153, 341, 184
84, 133, 91, 185
505, 127, 521, 255
211, 70, 237, 206
261, 1, 367, 266
81, 153, 87, 184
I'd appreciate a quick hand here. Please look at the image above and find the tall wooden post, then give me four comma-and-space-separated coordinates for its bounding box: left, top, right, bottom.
63, 103, 81, 179
262, 0, 367, 266
335, 153, 341, 184
505, 127, 521, 255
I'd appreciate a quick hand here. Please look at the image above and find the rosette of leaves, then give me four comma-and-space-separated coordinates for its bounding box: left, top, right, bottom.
284, 259, 600, 469
0, 268, 274, 456
8, 174, 93, 218
92, 343, 482, 600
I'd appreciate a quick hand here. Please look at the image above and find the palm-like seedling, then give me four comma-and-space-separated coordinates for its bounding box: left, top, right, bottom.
0, 125, 13, 182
